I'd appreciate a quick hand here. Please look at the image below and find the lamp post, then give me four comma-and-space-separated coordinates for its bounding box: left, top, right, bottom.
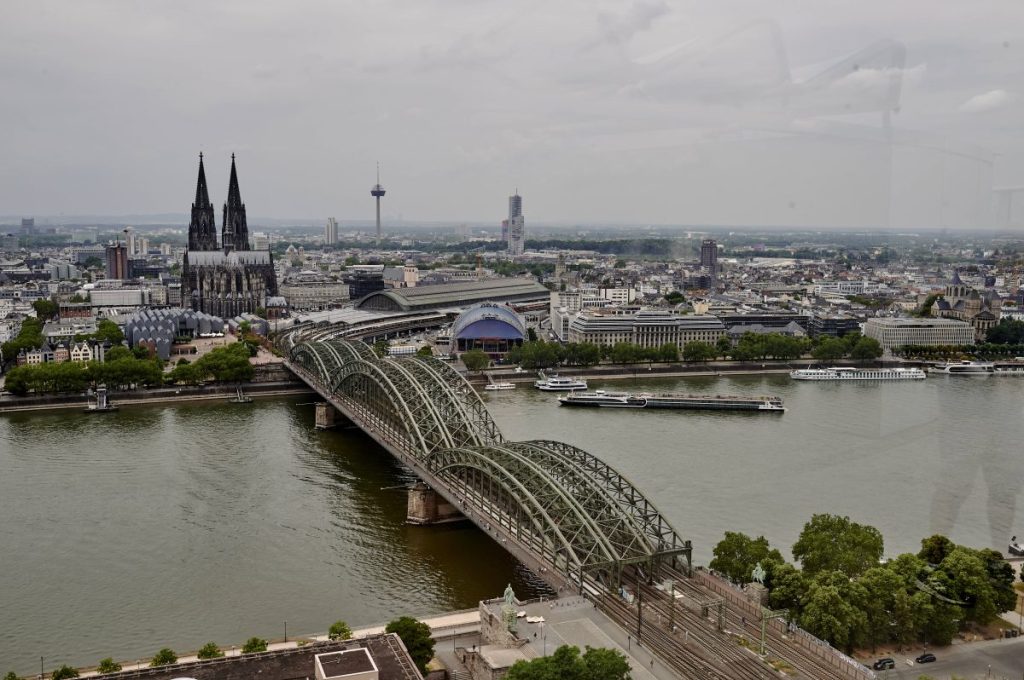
284, 620, 288, 643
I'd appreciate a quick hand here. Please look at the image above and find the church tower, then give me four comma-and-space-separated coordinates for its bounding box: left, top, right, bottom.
188, 153, 218, 251
221, 154, 251, 253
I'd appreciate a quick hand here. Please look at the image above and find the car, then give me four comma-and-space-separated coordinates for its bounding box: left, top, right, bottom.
872, 658, 895, 670
915, 652, 936, 664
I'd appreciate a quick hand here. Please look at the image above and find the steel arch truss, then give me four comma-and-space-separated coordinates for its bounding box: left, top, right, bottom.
288, 339, 690, 587
424, 441, 689, 587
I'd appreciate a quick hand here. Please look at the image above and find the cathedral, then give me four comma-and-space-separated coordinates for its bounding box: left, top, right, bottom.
182, 154, 278, 318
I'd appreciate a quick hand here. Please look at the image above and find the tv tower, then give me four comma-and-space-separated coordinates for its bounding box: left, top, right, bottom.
371, 163, 386, 245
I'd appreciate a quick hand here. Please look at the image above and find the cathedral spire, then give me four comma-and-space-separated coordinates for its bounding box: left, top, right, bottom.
195, 152, 211, 208
226, 153, 241, 208
188, 152, 218, 251
222, 153, 250, 252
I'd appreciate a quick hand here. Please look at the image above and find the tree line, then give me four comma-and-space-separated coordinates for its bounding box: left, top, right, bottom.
710, 515, 1018, 653
3, 344, 256, 395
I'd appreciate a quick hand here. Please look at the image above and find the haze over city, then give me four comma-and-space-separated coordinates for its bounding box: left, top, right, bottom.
3, 0, 1024, 229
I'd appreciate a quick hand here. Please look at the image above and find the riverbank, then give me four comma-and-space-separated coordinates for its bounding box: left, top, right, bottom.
468, 358, 907, 384
0, 380, 314, 413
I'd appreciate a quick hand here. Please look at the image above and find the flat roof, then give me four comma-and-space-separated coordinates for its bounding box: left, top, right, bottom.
317, 648, 376, 678
355, 278, 549, 312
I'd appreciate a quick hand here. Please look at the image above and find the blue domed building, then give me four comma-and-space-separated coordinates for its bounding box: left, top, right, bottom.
450, 303, 527, 359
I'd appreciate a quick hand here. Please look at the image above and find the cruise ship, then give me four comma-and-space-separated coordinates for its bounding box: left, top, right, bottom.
790, 367, 926, 381
534, 375, 588, 391
558, 391, 784, 412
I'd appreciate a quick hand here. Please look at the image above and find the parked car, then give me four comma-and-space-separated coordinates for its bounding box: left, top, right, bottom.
915, 652, 936, 664
872, 658, 895, 670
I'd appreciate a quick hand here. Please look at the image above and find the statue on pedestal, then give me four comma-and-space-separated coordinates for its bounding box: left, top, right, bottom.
501, 583, 517, 632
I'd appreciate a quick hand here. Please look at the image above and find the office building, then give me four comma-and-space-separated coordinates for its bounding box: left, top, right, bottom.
507, 191, 525, 256
864, 317, 975, 350
568, 309, 725, 349
105, 242, 129, 279
325, 217, 338, 245
700, 239, 718, 283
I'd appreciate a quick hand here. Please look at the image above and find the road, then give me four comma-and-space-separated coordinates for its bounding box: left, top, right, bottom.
868, 636, 1024, 679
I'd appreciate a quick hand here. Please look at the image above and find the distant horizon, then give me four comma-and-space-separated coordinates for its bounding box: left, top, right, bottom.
2, 213, 1020, 238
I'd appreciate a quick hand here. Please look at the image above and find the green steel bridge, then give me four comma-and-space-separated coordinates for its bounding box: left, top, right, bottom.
287, 338, 691, 593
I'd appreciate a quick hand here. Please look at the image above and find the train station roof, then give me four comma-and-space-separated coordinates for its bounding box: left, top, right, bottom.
354, 278, 549, 312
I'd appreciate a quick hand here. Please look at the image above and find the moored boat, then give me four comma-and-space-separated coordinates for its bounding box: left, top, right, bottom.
929, 360, 995, 375
485, 382, 516, 391
790, 367, 926, 381
534, 374, 588, 391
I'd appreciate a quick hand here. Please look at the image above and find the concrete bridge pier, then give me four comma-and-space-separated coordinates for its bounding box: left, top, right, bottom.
407, 482, 465, 524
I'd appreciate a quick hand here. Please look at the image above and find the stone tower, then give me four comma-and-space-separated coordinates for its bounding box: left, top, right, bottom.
188, 153, 218, 251
221, 154, 251, 253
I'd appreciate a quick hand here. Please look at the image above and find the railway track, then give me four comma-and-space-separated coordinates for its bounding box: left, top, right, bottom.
593, 565, 865, 680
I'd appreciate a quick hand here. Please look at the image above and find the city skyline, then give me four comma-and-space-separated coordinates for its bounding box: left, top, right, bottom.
2, 1, 1023, 229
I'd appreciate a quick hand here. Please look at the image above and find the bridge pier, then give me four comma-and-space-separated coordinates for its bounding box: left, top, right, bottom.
315, 402, 344, 429
407, 482, 465, 525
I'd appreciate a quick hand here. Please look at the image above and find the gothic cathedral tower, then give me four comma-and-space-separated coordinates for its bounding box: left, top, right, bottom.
187, 153, 218, 251
221, 154, 251, 253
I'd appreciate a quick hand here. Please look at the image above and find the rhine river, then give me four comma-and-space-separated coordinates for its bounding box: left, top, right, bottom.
1, 373, 1022, 672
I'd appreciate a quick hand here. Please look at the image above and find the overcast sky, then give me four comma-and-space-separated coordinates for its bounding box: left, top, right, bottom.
2, 0, 1023, 229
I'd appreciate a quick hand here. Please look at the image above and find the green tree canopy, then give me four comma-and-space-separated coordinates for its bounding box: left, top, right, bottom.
97, 658, 122, 673
328, 620, 353, 641
241, 637, 267, 654
709, 531, 784, 584
506, 645, 631, 680
93, 319, 125, 345
850, 337, 883, 362
50, 667, 78, 680
987, 318, 1024, 344
792, 513, 883, 578
682, 341, 715, 363
32, 298, 58, 320
461, 349, 490, 372
416, 345, 433, 358
384, 617, 435, 674
196, 642, 223, 660
150, 649, 177, 667
812, 337, 847, 362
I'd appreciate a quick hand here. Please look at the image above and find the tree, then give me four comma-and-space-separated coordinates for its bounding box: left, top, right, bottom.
792, 513, 884, 578
32, 298, 58, 320
682, 341, 715, 363
850, 337, 883, 363
767, 561, 807, 613
799, 582, 866, 653
50, 667, 78, 680
372, 339, 389, 358
987, 319, 1024, 345
93, 319, 124, 345
812, 337, 846, 362
328, 620, 353, 641
254, 307, 267, 319
709, 532, 783, 584
918, 535, 956, 565
580, 647, 630, 680
96, 658, 122, 673
461, 349, 490, 372
385, 617, 434, 674
150, 649, 177, 667
664, 290, 685, 305
242, 637, 268, 654
716, 336, 733, 358
526, 327, 538, 342
3, 673, 19, 680
196, 642, 224, 659
416, 345, 433, 358
104, 345, 132, 362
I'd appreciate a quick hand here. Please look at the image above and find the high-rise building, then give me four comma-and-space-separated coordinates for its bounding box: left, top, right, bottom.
20, 218, 34, 235
325, 217, 338, 245
105, 242, 129, 280
700, 239, 718, 283
124, 227, 137, 255
507, 191, 524, 257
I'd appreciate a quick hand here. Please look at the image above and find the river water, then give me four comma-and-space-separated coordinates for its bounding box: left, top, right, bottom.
1, 374, 1022, 672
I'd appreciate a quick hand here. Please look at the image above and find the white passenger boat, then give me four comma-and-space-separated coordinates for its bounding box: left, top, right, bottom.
534, 375, 588, 391
790, 367, 926, 381
930, 361, 995, 375
484, 382, 516, 391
